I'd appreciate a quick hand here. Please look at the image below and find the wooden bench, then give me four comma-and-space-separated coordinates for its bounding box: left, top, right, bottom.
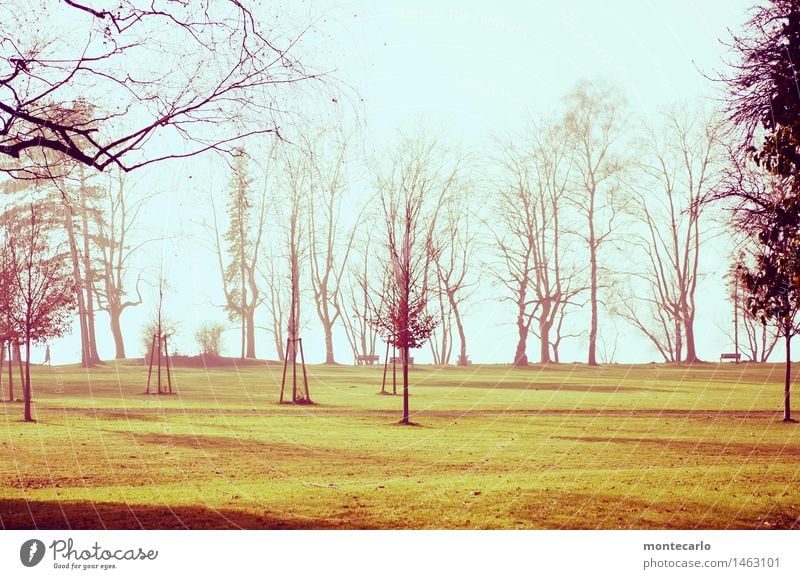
389, 356, 414, 367
355, 354, 379, 366
720, 353, 741, 363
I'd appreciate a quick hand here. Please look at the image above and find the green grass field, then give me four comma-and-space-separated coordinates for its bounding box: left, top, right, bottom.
1, 361, 799, 529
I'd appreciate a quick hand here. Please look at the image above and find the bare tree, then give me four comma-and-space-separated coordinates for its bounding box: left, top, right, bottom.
22, 101, 102, 366
277, 144, 312, 402
492, 143, 536, 367
369, 135, 455, 424
78, 164, 100, 362
563, 80, 626, 366
341, 230, 384, 363
142, 271, 176, 395
623, 107, 723, 363
430, 190, 478, 366
493, 121, 584, 366
0, 1, 327, 177
427, 289, 454, 365
261, 250, 288, 362
91, 169, 151, 359
61, 177, 98, 367
307, 132, 364, 364
612, 276, 681, 363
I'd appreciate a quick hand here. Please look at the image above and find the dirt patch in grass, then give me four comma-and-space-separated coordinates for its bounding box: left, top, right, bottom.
81, 410, 165, 422
144, 355, 279, 368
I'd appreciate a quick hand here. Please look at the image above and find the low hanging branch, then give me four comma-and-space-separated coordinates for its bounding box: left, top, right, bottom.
0, 0, 328, 178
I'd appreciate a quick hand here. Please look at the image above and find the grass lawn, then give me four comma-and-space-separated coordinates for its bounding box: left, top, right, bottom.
0, 360, 798, 529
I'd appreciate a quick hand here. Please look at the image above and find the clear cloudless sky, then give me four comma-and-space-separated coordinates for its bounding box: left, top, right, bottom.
41, 0, 758, 365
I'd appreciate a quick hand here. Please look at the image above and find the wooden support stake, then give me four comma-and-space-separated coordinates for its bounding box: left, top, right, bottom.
157, 333, 163, 394
146, 334, 157, 394
299, 338, 310, 402
392, 345, 397, 395
279, 337, 291, 403
6, 342, 12, 401
164, 335, 173, 394
15, 343, 25, 395
0, 341, 5, 400
381, 341, 390, 394
291, 338, 297, 402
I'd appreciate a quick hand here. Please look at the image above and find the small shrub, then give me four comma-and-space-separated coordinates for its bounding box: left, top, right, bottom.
195, 322, 225, 357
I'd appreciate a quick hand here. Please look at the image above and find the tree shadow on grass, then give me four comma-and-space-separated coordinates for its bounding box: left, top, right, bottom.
0, 498, 350, 530
422, 381, 677, 393
508, 490, 800, 530
550, 435, 800, 459
394, 420, 428, 428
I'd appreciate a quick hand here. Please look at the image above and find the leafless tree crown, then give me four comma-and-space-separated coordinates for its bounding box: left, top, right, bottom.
0, 1, 324, 178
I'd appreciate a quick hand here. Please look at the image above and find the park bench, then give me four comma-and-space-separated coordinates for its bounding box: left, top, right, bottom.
719, 352, 741, 363
457, 355, 471, 366
389, 356, 414, 367
355, 354, 380, 366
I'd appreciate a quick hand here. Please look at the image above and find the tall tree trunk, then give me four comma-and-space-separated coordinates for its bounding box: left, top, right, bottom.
784, 333, 792, 422
245, 308, 256, 359
539, 312, 552, 364
109, 307, 126, 359
240, 290, 246, 360
450, 293, 468, 366
588, 236, 599, 366
435, 285, 448, 365
64, 204, 91, 367
514, 294, 528, 367
361, 265, 369, 357
80, 166, 100, 363
429, 333, 440, 365
683, 313, 699, 363
239, 180, 247, 361
322, 319, 335, 364
274, 328, 285, 362
315, 276, 337, 364
23, 331, 32, 422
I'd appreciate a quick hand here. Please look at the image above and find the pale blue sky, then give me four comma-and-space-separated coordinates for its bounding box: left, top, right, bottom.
34, 0, 758, 365
329, 0, 750, 143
